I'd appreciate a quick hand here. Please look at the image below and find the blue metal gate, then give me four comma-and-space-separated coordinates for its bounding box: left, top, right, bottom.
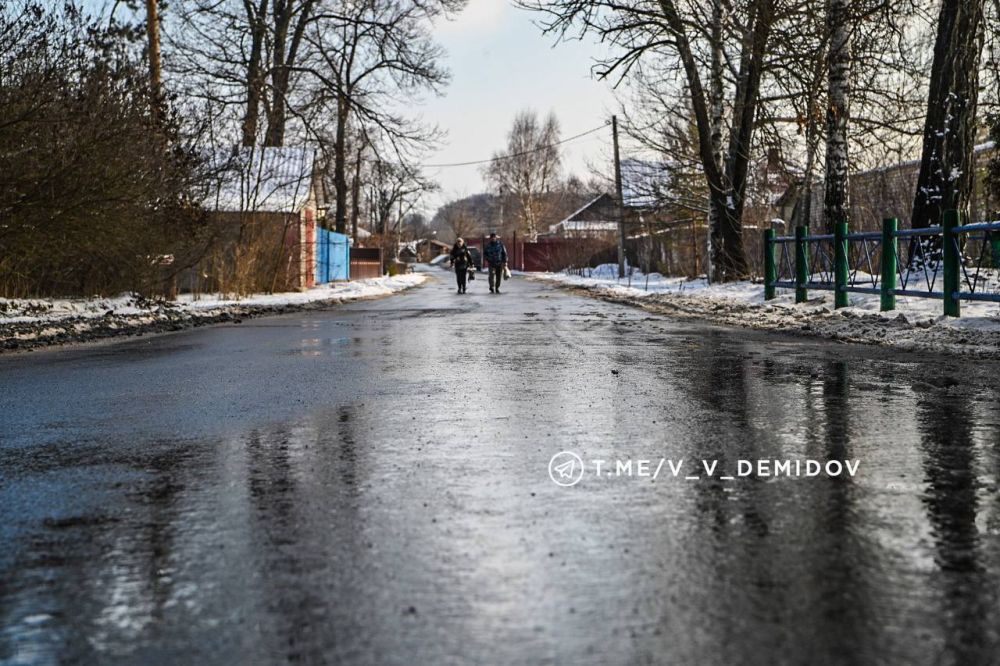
316, 228, 350, 283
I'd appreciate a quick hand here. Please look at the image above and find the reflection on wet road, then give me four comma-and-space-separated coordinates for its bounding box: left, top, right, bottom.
2, 274, 1000, 664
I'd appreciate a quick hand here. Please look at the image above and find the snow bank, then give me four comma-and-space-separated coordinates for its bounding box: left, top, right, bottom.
533, 265, 1000, 357
0, 274, 425, 325
0, 274, 426, 351
176, 274, 426, 311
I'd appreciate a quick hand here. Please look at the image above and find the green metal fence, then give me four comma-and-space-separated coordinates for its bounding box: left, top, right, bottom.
763, 211, 1000, 317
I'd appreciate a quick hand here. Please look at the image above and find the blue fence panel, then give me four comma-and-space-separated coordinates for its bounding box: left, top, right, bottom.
316, 228, 350, 283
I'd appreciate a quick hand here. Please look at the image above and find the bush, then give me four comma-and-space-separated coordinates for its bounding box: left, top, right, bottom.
0, 3, 209, 298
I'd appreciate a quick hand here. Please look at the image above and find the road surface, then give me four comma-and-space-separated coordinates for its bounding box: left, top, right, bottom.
2, 272, 1000, 665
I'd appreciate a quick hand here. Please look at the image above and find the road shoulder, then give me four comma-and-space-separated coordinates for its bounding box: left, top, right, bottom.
1, 274, 428, 353
529, 275, 1000, 359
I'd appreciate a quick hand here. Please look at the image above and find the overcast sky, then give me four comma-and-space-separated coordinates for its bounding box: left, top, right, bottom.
418, 0, 619, 212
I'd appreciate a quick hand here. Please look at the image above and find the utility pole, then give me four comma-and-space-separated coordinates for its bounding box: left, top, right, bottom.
612, 115, 625, 279
146, 0, 162, 103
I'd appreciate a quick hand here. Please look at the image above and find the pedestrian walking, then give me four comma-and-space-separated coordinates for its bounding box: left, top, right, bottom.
484, 232, 508, 294
449, 238, 474, 294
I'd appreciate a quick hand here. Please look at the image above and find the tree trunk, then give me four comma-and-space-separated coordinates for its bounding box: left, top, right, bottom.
350, 144, 363, 243
911, 0, 985, 229
263, 0, 314, 147
797, 132, 817, 229
264, 0, 291, 147
333, 92, 349, 234
145, 0, 162, 101
263, 68, 288, 147
657, 0, 773, 280
525, 201, 538, 242
823, 0, 851, 233
718, 0, 774, 278
708, 0, 725, 281
796, 37, 827, 231
241, 0, 269, 147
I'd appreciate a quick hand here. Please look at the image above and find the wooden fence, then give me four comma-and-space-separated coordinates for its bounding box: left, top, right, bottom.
350, 247, 383, 279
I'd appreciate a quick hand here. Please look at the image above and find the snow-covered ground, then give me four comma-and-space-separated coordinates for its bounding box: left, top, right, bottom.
0, 274, 426, 351
532, 264, 1000, 357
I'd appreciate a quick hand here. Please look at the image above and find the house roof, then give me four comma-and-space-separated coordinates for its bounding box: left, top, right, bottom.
553, 194, 612, 226
203, 146, 317, 214
548, 194, 623, 235
418, 238, 451, 249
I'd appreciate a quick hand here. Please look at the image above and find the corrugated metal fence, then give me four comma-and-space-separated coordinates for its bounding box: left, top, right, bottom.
316, 228, 350, 283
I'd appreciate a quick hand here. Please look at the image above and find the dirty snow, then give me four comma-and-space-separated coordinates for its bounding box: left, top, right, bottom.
1, 274, 426, 351
533, 264, 1000, 357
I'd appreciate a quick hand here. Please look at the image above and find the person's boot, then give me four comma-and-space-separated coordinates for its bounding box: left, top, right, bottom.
489, 288, 494, 293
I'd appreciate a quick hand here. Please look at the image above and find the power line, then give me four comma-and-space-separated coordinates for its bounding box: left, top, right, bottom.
419, 121, 610, 169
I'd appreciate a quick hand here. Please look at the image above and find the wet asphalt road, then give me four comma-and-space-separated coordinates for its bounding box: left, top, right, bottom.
2, 271, 1000, 665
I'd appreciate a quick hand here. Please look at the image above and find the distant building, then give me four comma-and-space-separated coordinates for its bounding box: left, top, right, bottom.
397, 239, 450, 263
198, 146, 329, 292
780, 142, 997, 231
417, 239, 450, 261
547, 194, 620, 238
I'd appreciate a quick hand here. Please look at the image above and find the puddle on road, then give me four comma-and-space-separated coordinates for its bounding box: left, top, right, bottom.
4, 309, 1000, 664
282, 336, 359, 357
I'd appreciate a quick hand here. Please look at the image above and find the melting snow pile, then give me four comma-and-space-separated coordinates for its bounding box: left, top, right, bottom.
0, 274, 426, 351
533, 264, 1000, 357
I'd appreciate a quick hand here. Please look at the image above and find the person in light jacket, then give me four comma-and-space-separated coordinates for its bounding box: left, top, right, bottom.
449, 238, 474, 294
483, 233, 508, 294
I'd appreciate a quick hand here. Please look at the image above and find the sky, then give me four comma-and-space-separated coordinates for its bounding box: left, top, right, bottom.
417, 0, 620, 212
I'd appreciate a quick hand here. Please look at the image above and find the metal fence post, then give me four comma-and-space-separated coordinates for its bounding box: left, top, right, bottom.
764, 228, 776, 300
942, 209, 961, 317
795, 225, 808, 303
834, 221, 849, 308
880, 218, 897, 311
990, 211, 1000, 269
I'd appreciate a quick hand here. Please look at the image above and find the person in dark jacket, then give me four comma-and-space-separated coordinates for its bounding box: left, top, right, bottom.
449, 238, 473, 294
483, 233, 508, 294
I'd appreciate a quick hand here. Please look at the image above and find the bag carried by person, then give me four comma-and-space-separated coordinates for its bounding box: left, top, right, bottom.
503, 265, 512, 280
468, 268, 475, 281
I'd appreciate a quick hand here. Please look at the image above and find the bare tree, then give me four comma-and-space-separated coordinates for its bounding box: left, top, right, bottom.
306, 0, 459, 233
169, 0, 319, 146
169, 0, 462, 233
1, 2, 207, 298
484, 110, 562, 241
366, 160, 436, 235
520, 0, 778, 279
435, 198, 481, 241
